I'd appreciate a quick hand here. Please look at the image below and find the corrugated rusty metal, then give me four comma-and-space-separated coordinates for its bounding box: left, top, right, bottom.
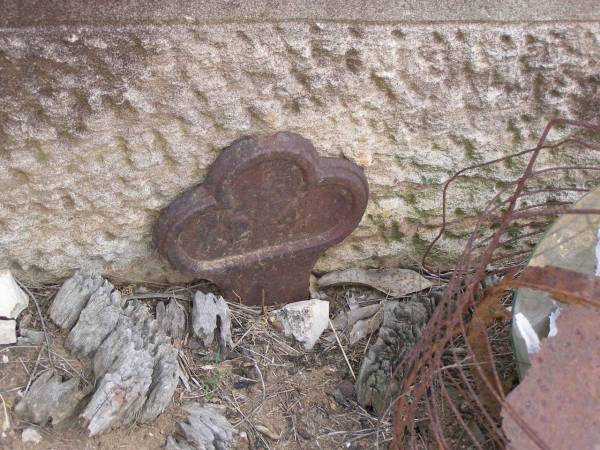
154, 132, 368, 305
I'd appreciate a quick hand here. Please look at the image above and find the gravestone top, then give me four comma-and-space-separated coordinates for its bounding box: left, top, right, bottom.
154, 132, 368, 305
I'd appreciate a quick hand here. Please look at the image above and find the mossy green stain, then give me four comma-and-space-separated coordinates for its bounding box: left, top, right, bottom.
390, 221, 405, 241
507, 119, 523, 146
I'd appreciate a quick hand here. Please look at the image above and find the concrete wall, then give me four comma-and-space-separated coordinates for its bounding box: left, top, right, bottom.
1, 1, 599, 283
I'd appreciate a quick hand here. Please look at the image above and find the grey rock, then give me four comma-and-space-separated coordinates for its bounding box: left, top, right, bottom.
65, 280, 123, 358
49, 271, 104, 330
192, 292, 233, 349
166, 403, 234, 450
156, 299, 187, 340
356, 290, 441, 414
14, 370, 89, 426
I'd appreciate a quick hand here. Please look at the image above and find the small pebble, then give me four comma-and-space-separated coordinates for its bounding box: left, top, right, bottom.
22, 427, 42, 444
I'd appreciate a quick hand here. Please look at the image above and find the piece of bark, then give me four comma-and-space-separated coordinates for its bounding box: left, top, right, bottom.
48, 271, 104, 330
65, 280, 123, 358
165, 403, 234, 450
156, 299, 187, 340
192, 292, 233, 349
14, 371, 90, 426
356, 290, 440, 414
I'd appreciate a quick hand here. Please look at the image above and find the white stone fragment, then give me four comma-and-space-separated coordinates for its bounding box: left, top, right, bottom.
0, 270, 28, 319
548, 308, 561, 337
21, 427, 43, 444
515, 313, 540, 354
270, 299, 329, 351
0, 320, 16, 345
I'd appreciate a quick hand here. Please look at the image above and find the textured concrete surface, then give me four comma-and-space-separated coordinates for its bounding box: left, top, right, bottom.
1, 7, 599, 283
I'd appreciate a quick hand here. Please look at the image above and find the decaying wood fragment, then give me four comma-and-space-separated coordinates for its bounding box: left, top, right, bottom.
43, 272, 180, 436
15, 371, 90, 427
65, 280, 123, 358
192, 292, 233, 349
356, 290, 440, 414
79, 300, 179, 435
165, 403, 234, 450
48, 271, 103, 330
156, 299, 187, 340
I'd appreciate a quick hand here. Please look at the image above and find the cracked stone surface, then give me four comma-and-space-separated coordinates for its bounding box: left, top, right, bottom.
1, 9, 599, 283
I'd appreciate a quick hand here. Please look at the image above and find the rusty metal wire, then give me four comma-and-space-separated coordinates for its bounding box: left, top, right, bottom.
389, 118, 600, 449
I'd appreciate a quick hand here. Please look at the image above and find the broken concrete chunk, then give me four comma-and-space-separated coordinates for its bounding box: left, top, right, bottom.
15, 371, 89, 426
0, 320, 16, 345
156, 299, 187, 340
49, 270, 104, 330
318, 268, 432, 298
192, 292, 233, 349
270, 299, 329, 351
65, 280, 123, 358
166, 403, 234, 450
0, 269, 28, 319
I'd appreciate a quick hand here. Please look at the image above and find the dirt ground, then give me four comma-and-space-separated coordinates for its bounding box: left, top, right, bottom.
0, 280, 393, 450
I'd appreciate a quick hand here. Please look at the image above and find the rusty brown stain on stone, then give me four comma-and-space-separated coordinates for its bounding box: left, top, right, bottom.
154, 132, 369, 305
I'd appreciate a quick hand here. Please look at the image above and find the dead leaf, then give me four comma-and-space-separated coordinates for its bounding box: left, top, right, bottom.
255, 424, 281, 440
347, 303, 382, 327
318, 268, 432, 298
329, 310, 348, 330
349, 308, 383, 345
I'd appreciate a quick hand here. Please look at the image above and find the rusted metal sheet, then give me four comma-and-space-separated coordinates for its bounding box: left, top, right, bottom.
154, 132, 369, 305
502, 305, 600, 450
511, 265, 600, 308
